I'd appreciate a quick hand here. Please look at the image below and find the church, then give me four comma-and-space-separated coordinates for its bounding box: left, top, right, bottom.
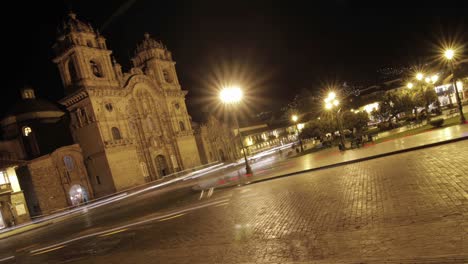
52, 12, 201, 197
0, 12, 206, 227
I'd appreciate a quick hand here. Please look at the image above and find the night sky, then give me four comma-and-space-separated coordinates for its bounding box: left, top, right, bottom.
3, 1, 468, 122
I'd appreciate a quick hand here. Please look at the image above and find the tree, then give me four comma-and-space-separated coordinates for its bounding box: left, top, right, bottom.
410, 84, 438, 121
299, 116, 337, 140
342, 111, 370, 131
299, 124, 321, 139
370, 89, 415, 122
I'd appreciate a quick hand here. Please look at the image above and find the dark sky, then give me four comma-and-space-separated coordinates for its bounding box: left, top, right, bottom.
3, 0, 468, 122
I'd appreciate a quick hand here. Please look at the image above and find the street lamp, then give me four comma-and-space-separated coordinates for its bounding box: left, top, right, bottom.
324, 92, 346, 150
291, 114, 304, 152
443, 49, 466, 124
408, 72, 439, 122
219, 86, 253, 176
416, 72, 424, 81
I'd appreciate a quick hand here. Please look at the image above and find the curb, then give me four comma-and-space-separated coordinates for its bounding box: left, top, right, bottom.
0, 221, 52, 240
248, 135, 468, 186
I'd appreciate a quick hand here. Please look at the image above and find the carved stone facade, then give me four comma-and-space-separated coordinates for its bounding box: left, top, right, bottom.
53, 13, 200, 196
196, 116, 239, 164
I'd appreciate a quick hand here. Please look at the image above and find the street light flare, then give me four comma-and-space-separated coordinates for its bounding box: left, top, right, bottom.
291, 115, 298, 122
444, 49, 455, 60
425, 77, 431, 83
328, 92, 336, 100
219, 86, 243, 104
325, 103, 333, 109
407, 82, 413, 89
416, 73, 424, 80
333, 99, 339, 106
431, 75, 439, 83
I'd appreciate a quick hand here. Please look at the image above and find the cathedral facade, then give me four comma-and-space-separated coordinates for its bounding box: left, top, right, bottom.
52, 13, 200, 196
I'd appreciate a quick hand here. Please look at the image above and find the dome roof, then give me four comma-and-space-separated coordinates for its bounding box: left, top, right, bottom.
58, 12, 94, 35
135, 33, 164, 54
3, 88, 65, 120
6, 99, 64, 117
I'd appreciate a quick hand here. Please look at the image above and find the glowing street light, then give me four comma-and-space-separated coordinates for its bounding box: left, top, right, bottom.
443, 48, 466, 123
219, 86, 253, 177
409, 71, 437, 121
291, 114, 298, 122
444, 49, 454, 60
291, 114, 304, 152
416, 73, 424, 81
323, 91, 345, 150
219, 86, 243, 104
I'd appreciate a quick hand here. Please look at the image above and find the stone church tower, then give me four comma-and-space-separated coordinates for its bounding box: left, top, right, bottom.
52, 12, 200, 196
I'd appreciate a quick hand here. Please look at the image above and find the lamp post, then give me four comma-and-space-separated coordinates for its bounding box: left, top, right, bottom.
291, 114, 304, 152
219, 86, 253, 176
407, 72, 439, 122
444, 49, 466, 124
324, 92, 346, 150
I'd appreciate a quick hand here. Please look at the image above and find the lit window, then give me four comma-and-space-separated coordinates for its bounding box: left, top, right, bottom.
63, 156, 75, 172
23, 127, 32, 137
0, 171, 9, 184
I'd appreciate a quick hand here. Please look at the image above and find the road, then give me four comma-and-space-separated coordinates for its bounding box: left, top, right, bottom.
0, 138, 467, 263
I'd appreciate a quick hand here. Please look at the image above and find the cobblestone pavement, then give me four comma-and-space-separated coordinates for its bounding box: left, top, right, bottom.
17, 140, 467, 264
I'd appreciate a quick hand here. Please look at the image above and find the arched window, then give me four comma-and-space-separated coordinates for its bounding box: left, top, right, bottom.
23, 126, 32, 137
179, 121, 186, 131
90, 60, 103, 77
105, 103, 113, 112
111, 127, 122, 140
63, 156, 75, 172
68, 60, 78, 82
163, 69, 173, 83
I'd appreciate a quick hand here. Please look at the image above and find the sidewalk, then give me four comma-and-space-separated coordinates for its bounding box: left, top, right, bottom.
227, 123, 468, 186
305, 123, 468, 169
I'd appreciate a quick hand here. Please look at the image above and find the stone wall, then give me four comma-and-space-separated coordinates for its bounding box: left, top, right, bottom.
105, 145, 144, 191
177, 135, 201, 169
27, 156, 68, 214
10, 191, 30, 224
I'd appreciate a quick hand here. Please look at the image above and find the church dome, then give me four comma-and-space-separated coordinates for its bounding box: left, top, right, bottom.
3, 88, 64, 121
58, 12, 94, 35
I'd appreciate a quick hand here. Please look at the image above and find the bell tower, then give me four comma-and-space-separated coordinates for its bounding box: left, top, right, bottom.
52, 12, 119, 94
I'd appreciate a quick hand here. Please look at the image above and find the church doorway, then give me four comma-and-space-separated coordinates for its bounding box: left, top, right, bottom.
69, 184, 90, 206
155, 155, 169, 177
